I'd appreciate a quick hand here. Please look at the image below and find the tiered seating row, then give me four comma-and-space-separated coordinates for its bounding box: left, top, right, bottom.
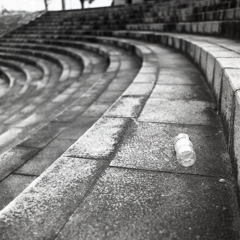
1, 2, 240, 187
0, 35, 143, 210
0, 36, 161, 239
18, 3, 239, 185
11, 0, 240, 40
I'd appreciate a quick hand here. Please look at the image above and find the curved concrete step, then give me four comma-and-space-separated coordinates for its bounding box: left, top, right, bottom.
0, 65, 25, 95
1, 35, 238, 239
0, 46, 72, 82
0, 57, 43, 94
0, 38, 140, 176
0, 42, 141, 213
0, 52, 50, 87
75, 29, 240, 188
0, 57, 60, 113
0, 68, 10, 98
0, 53, 91, 153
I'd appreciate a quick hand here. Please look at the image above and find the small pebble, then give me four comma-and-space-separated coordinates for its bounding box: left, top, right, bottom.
219, 179, 226, 183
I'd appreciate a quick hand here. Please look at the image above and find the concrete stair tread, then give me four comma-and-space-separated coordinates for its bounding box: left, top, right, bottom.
0, 45, 74, 82
0, 35, 239, 239
0, 51, 105, 151
0, 2, 240, 238
0, 52, 50, 85
0, 38, 142, 213
0, 57, 61, 112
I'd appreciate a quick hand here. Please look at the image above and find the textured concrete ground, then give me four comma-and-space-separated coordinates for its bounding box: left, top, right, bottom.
0, 42, 239, 240
57, 44, 239, 240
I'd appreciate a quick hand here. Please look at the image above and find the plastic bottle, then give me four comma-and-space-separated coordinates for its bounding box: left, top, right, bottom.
174, 133, 196, 167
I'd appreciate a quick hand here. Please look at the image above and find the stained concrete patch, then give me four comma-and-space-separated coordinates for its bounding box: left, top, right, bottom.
105, 96, 146, 118
0, 174, 36, 210
151, 84, 213, 101
0, 157, 108, 240
0, 146, 40, 181
111, 122, 232, 177
64, 117, 130, 160
157, 70, 205, 85
55, 167, 240, 240
123, 82, 154, 96
138, 98, 218, 125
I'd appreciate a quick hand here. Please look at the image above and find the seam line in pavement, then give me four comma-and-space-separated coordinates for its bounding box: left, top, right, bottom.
108, 165, 234, 181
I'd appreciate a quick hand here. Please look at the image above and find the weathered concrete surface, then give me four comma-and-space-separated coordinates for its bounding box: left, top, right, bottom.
15, 139, 74, 176
221, 69, 240, 140
55, 167, 240, 240
104, 96, 146, 118
234, 91, 240, 187
111, 121, 232, 177
205, 51, 240, 86
64, 117, 130, 160
0, 157, 108, 240
123, 82, 154, 96
157, 69, 205, 85
213, 58, 240, 103
0, 146, 40, 181
55, 106, 86, 122
0, 31, 240, 240
138, 99, 218, 125
133, 72, 156, 83
19, 121, 67, 148
0, 174, 36, 210
0, 39, 143, 211
151, 84, 213, 101
96, 90, 124, 103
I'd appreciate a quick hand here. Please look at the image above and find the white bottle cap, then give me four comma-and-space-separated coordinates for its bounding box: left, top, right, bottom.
174, 133, 189, 144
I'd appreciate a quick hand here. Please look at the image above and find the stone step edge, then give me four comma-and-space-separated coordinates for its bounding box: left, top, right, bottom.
0, 37, 159, 240
0, 65, 15, 89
